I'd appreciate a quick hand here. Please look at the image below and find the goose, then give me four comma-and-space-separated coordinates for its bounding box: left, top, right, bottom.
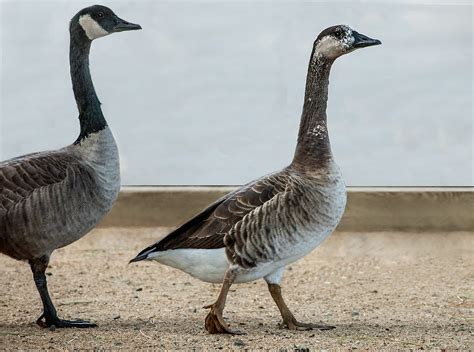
131, 25, 381, 334
0, 5, 141, 328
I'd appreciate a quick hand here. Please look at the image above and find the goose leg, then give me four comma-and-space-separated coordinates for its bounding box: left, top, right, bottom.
29, 256, 97, 329
204, 269, 243, 334
267, 283, 335, 331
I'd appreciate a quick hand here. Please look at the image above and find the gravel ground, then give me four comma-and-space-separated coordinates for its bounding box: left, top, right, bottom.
0, 228, 472, 350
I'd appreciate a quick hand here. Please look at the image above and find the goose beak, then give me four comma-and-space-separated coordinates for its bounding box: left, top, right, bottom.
352, 31, 381, 48
113, 17, 142, 32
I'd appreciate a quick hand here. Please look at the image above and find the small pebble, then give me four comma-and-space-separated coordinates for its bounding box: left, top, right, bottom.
136, 288, 143, 292
49, 325, 56, 332
113, 315, 120, 320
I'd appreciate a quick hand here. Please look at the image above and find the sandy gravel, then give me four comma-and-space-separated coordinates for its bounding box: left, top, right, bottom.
0, 228, 472, 350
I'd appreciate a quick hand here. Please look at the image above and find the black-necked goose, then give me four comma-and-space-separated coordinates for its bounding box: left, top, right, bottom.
0, 5, 141, 328
131, 25, 381, 334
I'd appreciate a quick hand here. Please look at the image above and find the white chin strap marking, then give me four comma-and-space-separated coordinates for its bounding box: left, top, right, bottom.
79, 14, 109, 40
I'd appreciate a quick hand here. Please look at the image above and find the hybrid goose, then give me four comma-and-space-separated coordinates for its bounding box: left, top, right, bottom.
0, 5, 141, 328
131, 25, 381, 334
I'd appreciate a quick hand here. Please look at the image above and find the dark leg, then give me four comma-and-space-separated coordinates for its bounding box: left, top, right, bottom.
203, 269, 243, 334
268, 283, 335, 331
29, 256, 97, 328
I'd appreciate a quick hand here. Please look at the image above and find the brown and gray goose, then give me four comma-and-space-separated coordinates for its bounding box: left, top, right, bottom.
0, 5, 141, 328
131, 25, 381, 334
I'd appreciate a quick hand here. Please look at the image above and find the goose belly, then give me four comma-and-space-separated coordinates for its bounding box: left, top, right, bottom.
149, 248, 279, 283
148, 247, 315, 284
149, 248, 230, 283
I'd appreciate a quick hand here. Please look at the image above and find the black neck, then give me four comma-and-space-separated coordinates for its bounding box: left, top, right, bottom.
70, 28, 107, 144
292, 51, 334, 169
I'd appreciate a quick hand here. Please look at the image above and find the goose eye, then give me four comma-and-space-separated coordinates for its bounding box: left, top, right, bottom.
97, 12, 104, 18
334, 29, 342, 39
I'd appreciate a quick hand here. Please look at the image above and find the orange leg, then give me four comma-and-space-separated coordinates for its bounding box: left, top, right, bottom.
204, 269, 243, 334
268, 283, 335, 331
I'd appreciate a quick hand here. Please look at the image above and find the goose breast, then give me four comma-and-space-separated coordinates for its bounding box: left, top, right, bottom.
224, 162, 346, 272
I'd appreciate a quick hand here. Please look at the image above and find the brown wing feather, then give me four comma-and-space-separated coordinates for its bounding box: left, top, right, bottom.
0, 151, 80, 219
136, 172, 288, 258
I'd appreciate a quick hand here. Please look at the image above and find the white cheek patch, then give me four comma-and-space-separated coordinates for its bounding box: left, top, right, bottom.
315, 36, 344, 59
79, 14, 109, 40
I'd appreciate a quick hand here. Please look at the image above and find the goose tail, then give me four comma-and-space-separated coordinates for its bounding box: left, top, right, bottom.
129, 245, 157, 264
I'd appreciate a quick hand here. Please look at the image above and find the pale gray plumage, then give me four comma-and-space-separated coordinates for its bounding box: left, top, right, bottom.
132, 24, 381, 334
0, 5, 140, 328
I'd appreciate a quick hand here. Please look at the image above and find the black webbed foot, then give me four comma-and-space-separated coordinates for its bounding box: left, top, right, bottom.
36, 312, 97, 329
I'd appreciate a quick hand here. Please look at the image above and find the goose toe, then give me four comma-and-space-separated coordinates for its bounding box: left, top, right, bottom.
36, 314, 97, 329
204, 309, 244, 335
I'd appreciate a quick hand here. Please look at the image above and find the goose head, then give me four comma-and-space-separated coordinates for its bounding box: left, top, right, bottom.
314, 25, 381, 60
71, 5, 142, 41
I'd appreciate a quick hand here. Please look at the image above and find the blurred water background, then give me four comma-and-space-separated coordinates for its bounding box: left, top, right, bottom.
0, 0, 472, 185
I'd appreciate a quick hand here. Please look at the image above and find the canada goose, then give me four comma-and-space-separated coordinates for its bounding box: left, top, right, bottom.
131, 25, 381, 334
0, 5, 141, 328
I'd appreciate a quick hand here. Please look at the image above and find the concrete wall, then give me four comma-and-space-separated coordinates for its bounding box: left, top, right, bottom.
99, 187, 474, 232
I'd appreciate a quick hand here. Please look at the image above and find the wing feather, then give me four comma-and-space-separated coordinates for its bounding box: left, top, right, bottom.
134, 171, 289, 261
0, 151, 82, 218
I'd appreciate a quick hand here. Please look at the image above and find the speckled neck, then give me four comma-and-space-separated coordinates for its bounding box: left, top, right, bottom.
70, 22, 107, 144
292, 51, 334, 169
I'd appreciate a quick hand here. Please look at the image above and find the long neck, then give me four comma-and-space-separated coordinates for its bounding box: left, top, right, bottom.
292, 52, 334, 169
70, 32, 107, 144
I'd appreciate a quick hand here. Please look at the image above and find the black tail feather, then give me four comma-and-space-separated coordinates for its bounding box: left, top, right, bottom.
129, 246, 156, 264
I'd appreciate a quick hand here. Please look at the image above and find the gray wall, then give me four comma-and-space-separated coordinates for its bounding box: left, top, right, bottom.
0, 0, 472, 185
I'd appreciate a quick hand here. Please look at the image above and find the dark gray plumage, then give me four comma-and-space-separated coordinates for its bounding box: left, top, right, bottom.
131, 25, 381, 334
0, 5, 141, 328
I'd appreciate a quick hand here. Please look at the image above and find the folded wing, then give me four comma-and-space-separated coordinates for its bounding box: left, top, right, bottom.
132, 171, 289, 260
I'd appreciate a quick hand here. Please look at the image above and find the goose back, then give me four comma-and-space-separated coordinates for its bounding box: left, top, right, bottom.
136, 171, 287, 256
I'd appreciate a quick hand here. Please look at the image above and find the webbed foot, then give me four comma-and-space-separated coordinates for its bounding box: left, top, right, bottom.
204, 304, 244, 335
280, 318, 335, 331
36, 313, 97, 329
